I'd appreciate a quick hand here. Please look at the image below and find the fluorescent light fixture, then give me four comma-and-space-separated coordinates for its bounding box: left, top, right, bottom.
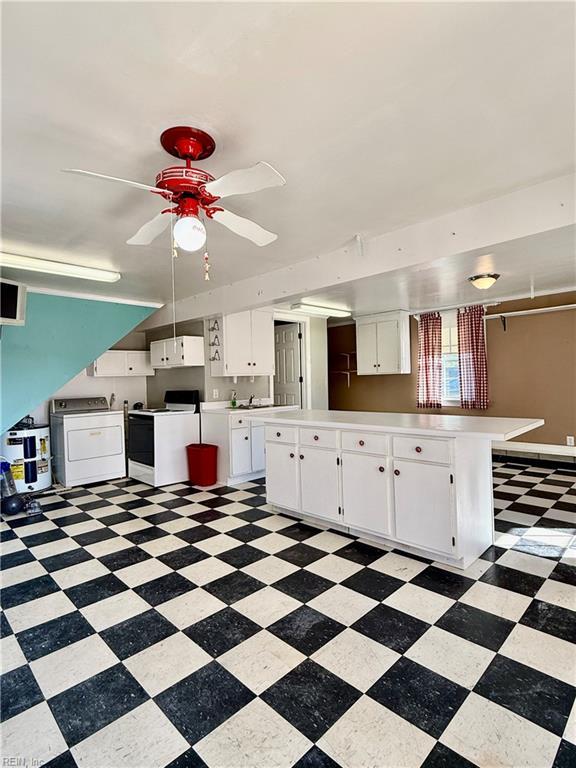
0, 252, 121, 283
468, 273, 500, 290
291, 302, 351, 318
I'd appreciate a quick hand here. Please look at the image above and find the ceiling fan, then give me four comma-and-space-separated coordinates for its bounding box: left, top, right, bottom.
63, 126, 285, 251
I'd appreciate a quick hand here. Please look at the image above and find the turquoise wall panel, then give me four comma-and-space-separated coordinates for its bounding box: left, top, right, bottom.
0, 292, 156, 432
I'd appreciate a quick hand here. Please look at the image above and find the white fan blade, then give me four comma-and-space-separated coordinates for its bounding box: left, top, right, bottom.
211, 208, 277, 246
62, 169, 166, 194
127, 212, 174, 245
203, 161, 285, 199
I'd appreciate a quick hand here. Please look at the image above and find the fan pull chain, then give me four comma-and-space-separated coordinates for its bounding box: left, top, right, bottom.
170, 211, 177, 349
203, 250, 211, 281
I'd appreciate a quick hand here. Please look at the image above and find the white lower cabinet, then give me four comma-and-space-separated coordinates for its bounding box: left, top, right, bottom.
231, 428, 252, 477
250, 425, 266, 474
299, 448, 340, 522
393, 459, 454, 554
341, 452, 391, 536
266, 442, 299, 510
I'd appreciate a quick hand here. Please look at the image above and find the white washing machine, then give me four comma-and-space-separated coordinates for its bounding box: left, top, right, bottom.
50, 397, 126, 487
1, 424, 51, 492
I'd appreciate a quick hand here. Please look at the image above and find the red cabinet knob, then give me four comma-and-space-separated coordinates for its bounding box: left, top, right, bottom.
379, 466, 385, 472
314, 435, 319, 441
359, 440, 365, 446
394, 469, 400, 476
415, 446, 422, 453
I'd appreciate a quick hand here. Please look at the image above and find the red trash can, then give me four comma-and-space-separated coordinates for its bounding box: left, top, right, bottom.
186, 443, 218, 487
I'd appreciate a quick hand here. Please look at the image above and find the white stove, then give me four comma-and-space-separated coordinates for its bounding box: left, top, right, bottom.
50, 396, 125, 487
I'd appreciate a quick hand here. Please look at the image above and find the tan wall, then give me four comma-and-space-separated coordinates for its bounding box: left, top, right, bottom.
328, 292, 576, 445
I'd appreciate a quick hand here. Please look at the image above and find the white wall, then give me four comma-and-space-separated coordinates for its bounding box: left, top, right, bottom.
29, 369, 147, 424
309, 317, 328, 409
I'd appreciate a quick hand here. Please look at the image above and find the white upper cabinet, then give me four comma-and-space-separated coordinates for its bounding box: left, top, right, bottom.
355, 311, 411, 374
88, 350, 154, 377
220, 309, 275, 377
149, 336, 204, 368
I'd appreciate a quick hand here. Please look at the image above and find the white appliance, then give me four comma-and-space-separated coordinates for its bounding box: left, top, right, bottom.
1, 423, 51, 492
50, 396, 125, 487
127, 390, 200, 487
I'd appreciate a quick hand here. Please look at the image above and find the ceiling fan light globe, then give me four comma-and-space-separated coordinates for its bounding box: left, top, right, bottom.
173, 216, 207, 252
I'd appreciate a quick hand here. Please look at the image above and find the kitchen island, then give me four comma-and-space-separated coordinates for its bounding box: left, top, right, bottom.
247, 409, 544, 569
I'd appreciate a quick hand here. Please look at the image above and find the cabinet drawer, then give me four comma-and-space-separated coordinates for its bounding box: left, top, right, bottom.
230, 414, 250, 429
300, 428, 338, 449
393, 436, 451, 464
266, 426, 297, 444
341, 431, 388, 454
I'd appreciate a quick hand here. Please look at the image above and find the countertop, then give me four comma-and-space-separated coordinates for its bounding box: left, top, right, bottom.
244, 409, 544, 441
202, 405, 299, 416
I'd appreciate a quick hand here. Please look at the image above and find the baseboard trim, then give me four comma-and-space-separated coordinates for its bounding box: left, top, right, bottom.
493, 453, 576, 471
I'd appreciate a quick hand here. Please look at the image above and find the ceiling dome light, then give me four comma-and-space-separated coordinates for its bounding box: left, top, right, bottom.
173, 215, 207, 252
468, 273, 500, 290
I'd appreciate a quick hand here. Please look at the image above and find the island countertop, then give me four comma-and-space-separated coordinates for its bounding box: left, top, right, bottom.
245, 409, 544, 441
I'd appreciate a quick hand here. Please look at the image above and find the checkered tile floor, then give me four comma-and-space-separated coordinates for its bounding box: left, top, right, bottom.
1, 462, 575, 768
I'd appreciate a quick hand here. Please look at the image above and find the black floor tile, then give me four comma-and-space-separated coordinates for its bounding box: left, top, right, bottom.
341, 568, 403, 601
134, 572, 195, 607
336, 541, 385, 566
269, 605, 345, 655
1, 612, 13, 638
0, 664, 44, 720
235, 507, 272, 523
65, 573, 128, 608
53, 512, 93, 528
40, 548, 94, 573
480, 563, 545, 597
550, 562, 576, 586
161, 498, 198, 510
352, 604, 429, 653
479, 545, 507, 562
474, 655, 575, 737
421, 743, 477, 768
261, 659, 361, 741
293, 747, 340, 768
191, 509, 227, 524
165, 747, 208, 768
411, 566, 475, 600
17, 610, 94, 662
119, 498, 153, 511
158, 545, 209, 570
99, 545, 151, 571
1, 574, 60, 609
125, 526, 169, 545
97, 511, 136, 527
274, 570, 334, 603
554, 740, 576, 768
281, 522, 319, 542
435, 602, 515, 651
183, 608, 260, 657
48, 664, 148, 747
228, 523, 270, 543
44, 750, 79, 768
77, 499, 111, 512
511, 539, 565, 560
368, 656, 469, 738
203, 571, 265, 604
73, 528, 118, 547
519, 599, 576, 644
144, 510, 181, 526
277, 543, 327, 567
155, 661, 254, 744
175, 526, 219, 545
101, 609, 178, 659
21, 529, 68, 548
216, 543, 268, 568
0, 548, 36, 570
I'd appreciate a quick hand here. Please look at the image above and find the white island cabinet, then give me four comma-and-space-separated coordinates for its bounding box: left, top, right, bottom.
247, 410, 544, 569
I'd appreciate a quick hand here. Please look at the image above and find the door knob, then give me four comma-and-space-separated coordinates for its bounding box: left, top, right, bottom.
299, 454, 304, 460
394, 469, 400, 476
415, 446, 422, 453
379, 466, 385, 472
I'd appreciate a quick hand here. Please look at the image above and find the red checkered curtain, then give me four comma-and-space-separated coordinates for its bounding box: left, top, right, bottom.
458, 305, 489, 409
417, 312, 442, 408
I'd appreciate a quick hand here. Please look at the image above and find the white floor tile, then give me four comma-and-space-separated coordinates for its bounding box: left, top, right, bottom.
2, 560, 47, 587
368, 552, 429, 581
124, 632, 211, 696
496, 549, 556, 578
205, 515, 246, 533
60, 519, 104, 537
251, 532, 295, 554
115, 558, 172, 587
194, 533, 242, 556
305, 554, 363, 583
4, 591, 75, 633
318, 695, 434, 768
459, 581, 532, 621
495, 509, 540, 526
312, 628, 400, 692
157, 588, 225, 629
0, 537, 25, 555
241, 555, 299, 585
304, 530, 350, 553
256, 514, 297, 532
535, 579, 576, 611
500, 624, 576, 686
308, 585, 378, 626
405, 626, 495, 689
544, 507, 576, 524
80, 590, 150, 631
383, 583, 454, 624
196, 697, 311, 768
1, 702, 68, 766
72, 700, 189, 768
158, 518, 199, 534
29, 537, 80, 560
433, 558, 492, 580
14, 520, 57, 538
31, 634, 119, 698
234, 586, 301, 627
178, 557, 235, 586
139, 535, 187, 557
84, 536, 132, 558
110, 518, 152, 536
51, 559, 110, 589
440, 692, 560, 768
219, 630, 304, 694
0, 634, 27, 674
564, 699, 576, 745
494, 532, 522, 549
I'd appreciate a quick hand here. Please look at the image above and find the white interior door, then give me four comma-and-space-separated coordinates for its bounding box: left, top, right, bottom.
231, 428, 252, 476
356, 322, 378, 375
299, 448, 340, 522
266, 442, 299, 510
250, 425, 266, 474
342, 452, 391, 535
250, 311, 275, 375
393, 460, 454, 554
376, 320, 400, 373
274, 323, 301, 405
224, 311, 252, 376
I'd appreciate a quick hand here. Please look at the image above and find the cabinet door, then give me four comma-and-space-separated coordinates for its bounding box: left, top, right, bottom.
250, 311, 275, 375
224, 311, 252, 376
165, 337, 184, 367
231, 428, 252, 477
266, 442, 299, 511
342, 452, 391, 535
356, 322, 378, 375
393, 460, 454, 554
181, 337, 205, 367
250, 425, 266, 473
299, 448, 340, 522
150, 341, 166, 368
93, 351, 126, 377
376, 320, 400, 373
126, 351, 153, 376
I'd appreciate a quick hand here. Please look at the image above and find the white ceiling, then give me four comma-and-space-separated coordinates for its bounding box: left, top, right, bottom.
295, 225, 576, 316
1, 2, 575, 303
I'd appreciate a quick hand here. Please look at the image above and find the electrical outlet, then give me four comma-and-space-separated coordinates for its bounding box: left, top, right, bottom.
567, 436, 575, 447
212, 389, 219, 400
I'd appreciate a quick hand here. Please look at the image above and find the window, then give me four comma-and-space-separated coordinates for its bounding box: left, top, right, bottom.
441, 311, 460, 405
